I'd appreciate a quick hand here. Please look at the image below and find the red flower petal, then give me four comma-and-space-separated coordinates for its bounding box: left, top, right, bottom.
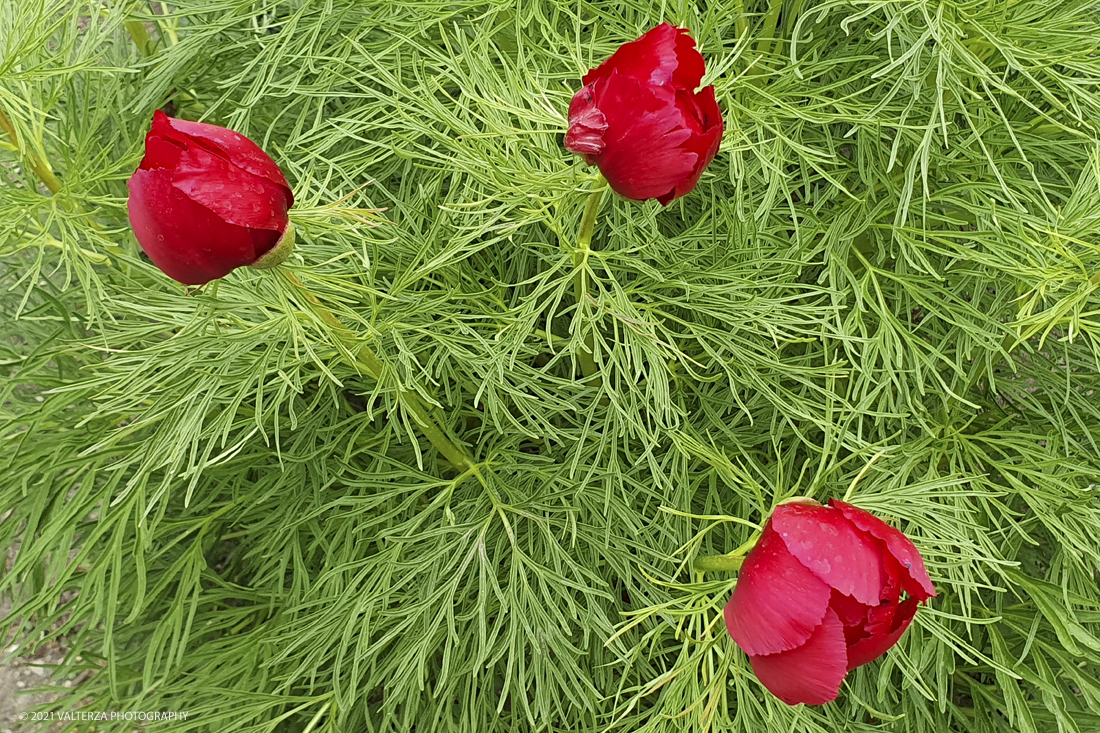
170, 145, 291, 234
694, 84, 723, 132
725, 521, 832, 656
656, 85, 723, 204
588, 72, 698, 203
152, 111, 294, 206
864, 598, 900, 637
127, 168, 257, 285
582, 23, 705, 92
771, 502, 888, 606
829, 589, 870, 631
249, 229, 281, 260
565, 25, 722, 204
830, 500, 936, 601
564, 85, 608, 158
748, 607, 849, 706
845, 598, 919, 670
140, 133, 186, 171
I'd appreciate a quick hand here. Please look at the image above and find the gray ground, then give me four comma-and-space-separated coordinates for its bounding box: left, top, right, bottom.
0, 596, 65, 733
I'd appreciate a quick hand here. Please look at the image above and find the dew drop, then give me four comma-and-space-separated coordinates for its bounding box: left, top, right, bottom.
157, 234, 165, 241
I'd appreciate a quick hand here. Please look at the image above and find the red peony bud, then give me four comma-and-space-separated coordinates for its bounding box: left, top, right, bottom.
564, 23, 723, 206
724, 499, 935, 706
127, 111, 295, 285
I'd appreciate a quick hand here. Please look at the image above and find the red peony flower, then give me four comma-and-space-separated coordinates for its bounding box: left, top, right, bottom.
724, 499, 935, 706
127, 111, 295, 285
564, 23, 723, 206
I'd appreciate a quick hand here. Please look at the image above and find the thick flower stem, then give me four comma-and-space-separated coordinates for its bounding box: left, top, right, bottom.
124, 20, 156, 57
756, 0, 785, 60
692, 554, 745, 573
734, 0, 749, 42
0, 107, 63, 195
282, 271, 472, 471
124, 6, 204, 117
0, 104, 116, 251
693, 534, 760, 574
571, 179, 607, 379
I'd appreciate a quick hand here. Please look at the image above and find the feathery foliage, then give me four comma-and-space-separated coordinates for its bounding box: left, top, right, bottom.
3, 0, 1100, 731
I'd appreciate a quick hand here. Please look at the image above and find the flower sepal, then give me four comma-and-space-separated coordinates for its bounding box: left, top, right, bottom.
248, 221, 296, 271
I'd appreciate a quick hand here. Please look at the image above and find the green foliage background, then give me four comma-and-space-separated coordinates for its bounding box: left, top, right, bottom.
3, 0, 1100, 731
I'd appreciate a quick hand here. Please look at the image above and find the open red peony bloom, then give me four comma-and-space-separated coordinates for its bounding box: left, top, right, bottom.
724, 499, 935, 706
127, 111, 295, 285
565, 23, 723, 206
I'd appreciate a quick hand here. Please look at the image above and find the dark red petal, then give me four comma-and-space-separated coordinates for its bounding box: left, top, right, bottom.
864, 598, 899, 637
830, 500, 936, 601
845, 598, 919, 670
829, 589, 870, 628
140, 132, 186, 171
589, 73, 697, 202
582, 23, 705, 92
170, 145, 291, 232
657, 86, 723, 204
673, 90, 704, 135
695, 84, 723, 133
725, 520, 832, 656
564, 84, 608, 156
875, 554, 902, 598
771, 502, 888, 606
156, 113, 294, 207
250, 228, 281, 260
149, 109, 174, 135
830, 590, 873, 647
748, 608, 849, 706
127, 168, 257, 285
880, 553, 905, 602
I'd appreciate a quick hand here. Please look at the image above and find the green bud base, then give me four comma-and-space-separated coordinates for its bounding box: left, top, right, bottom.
249, 221, 296, 270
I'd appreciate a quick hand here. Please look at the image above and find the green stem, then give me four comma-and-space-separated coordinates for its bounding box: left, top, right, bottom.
757, 0, 785, 59
0, 105, 116, 259
693, 554, 745, 573
283, 271, 472, 471
782, 0, 806, 50
0, 107, 62, 195
734, 0, 749, 43
571, 178, 607, 379
124, 20, 155, 57
693, 534, 760, 574
125, 5, 205, 117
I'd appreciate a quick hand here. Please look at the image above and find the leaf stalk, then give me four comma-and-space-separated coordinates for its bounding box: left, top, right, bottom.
281, 270, 473, 472
571, 176, 607, 378
0, 107, 63, 195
